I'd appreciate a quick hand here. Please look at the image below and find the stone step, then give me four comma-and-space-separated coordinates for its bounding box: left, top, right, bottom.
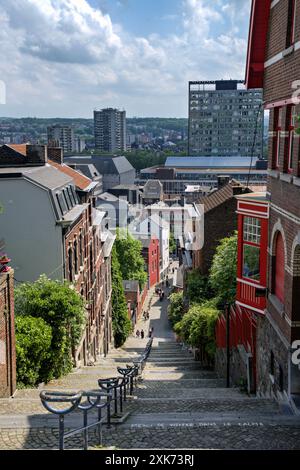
127, 398, 281, 415
138, 378, 227, 389
137, 387, 261, 400
124, 412, 299, 427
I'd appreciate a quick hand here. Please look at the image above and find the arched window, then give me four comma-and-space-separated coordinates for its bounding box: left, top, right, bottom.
274, 232, 285, 304
68, 246, 73, 282
74, 239, 78, 275
292, 244, 300, 320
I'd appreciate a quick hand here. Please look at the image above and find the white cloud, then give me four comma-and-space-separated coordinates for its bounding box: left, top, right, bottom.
0, 0, 252, 117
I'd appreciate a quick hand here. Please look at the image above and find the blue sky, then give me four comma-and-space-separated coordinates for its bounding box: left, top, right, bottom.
88, 0, 184, 37
0, 0, 252, 118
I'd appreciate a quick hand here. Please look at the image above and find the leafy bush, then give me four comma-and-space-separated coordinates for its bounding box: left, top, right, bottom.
111, 245, 133, 348
15, 316, 52, 387
14, 275, 86, 382
209, 233, 238, 307
115, 230, 147, 289
168, 291, 184, 327
174, 300, 220, 359
186, 271, 211, 304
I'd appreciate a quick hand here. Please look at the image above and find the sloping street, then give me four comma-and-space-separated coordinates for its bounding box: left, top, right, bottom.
0, 282, 300, 450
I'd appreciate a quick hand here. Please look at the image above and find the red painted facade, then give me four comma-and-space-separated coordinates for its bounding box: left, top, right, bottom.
142, 237, 160, 289
216, 193, 269, 390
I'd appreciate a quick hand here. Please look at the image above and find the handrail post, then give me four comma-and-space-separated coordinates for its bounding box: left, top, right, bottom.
59, 415, 65, 451
83, 409, 88, 451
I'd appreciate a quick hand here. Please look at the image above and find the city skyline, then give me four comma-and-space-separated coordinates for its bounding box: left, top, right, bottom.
0, 0, 251, 118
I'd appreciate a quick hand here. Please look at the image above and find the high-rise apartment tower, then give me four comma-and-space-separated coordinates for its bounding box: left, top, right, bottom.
188, 80, 264, 157
47, 125, 75, 154
94, 108, 126, 152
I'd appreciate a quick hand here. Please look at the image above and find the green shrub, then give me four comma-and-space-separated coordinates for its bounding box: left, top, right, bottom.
174, 300, 220, 359
209, 233, 238, 307
15, 316, 52, 387
111, 245, 133, 348
14, 275, 86, 382
186, 271, 211, 304
168, 291, 184, 327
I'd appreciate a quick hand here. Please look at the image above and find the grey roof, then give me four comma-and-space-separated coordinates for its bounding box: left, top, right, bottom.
123, 280, 139, 292
165, 156, 260, 169
0, 164, 72, 190
75, 164, 101, 180
98, 192, 119, 202
65, 155, 134, 176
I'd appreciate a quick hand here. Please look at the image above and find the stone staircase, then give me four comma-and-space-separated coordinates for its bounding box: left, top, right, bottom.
123, 339, 297, 427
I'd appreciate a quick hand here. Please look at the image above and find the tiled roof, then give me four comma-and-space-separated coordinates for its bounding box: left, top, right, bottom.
7, 144, 27, 156
197, 181, 246, 214
48, 159, 92, 190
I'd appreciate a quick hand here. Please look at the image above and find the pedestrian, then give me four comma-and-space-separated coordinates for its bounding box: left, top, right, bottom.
148, 328, 152, 338
162, 290, 165, 299
141, 329, 145, 339
146, 311, 150, 320
136, 329, 140, 338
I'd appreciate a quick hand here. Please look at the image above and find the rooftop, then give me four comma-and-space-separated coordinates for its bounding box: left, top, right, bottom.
165, 156, 264, 169
48, 159, 92, 191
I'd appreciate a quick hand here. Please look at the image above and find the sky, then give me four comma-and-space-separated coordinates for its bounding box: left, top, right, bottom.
0, 0, 252, 118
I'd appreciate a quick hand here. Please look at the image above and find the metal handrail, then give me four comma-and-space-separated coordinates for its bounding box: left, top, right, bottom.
39, 337, 154, 450
40, 389, 112, 450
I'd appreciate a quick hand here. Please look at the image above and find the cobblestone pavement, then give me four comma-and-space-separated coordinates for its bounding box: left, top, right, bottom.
1, 266, 300, 449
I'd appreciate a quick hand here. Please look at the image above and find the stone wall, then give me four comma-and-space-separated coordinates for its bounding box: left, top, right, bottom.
256, 315, 289, 398
216, 343, 257, 394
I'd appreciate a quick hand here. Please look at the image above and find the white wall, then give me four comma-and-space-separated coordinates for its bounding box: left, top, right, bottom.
0, 178, 63, 282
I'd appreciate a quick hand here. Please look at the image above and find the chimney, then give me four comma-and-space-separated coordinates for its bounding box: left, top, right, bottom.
26, 145, 47, 165
47, 146, 64, 165
217, 175, 230, 189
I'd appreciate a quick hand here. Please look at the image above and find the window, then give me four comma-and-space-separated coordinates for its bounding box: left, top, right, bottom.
286, 0, 296, 48
68, 246, 73, 282
63, 188, 72, 211
273, 107, 282, 169
243, 245, 260, 281
274, 232, 285, 304
243, 217, 261, 244
242, 217, 261, 282
74, 239, 78, 274
288, 106, 296, 172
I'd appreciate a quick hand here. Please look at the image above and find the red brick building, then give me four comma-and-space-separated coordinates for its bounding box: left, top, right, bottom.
0, 144, 113, 367
194, 180, 249, 275
216, 193, 269, 393
246, 0, 300, 403
0, 269, 16, 398
140, 237, 160, 289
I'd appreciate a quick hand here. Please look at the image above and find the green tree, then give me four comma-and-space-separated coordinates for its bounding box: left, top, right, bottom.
209, 233, 238, 307
169, 233, 177, 255
14, 275, 86, 382
174, 300, 220, 358
168, 291, 184, 327
15, 316, 52, 387
186, 271, 211, 304
111, 245, 133, 347
115, 230, 147, 289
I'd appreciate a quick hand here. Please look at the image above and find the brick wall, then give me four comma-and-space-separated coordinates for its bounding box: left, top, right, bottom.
262, 0, 300, 397
198, 198, 238, 276
264, 0, 300, 105
0, 270, 16, 398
